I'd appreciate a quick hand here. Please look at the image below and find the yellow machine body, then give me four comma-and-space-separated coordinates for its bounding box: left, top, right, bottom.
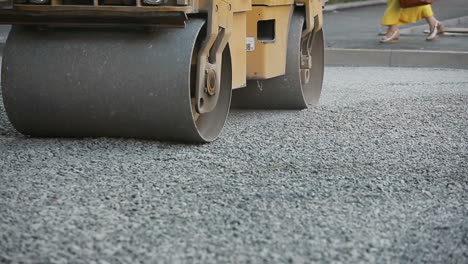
246, 4, 292, 80
0, 0, 323, 88
0, 0, 325, 142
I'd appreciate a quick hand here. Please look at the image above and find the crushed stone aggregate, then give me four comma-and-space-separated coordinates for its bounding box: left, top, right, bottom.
1, 66, 467, 263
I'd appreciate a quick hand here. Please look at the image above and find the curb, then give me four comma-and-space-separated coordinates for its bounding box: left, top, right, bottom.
325, 48, 468, 69
324, 0, 386, 12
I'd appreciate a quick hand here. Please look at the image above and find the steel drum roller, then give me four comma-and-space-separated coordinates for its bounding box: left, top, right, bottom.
1, 18, 232, 142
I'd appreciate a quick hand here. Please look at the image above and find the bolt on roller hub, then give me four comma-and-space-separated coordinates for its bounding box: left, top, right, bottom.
206, 69, 218, 96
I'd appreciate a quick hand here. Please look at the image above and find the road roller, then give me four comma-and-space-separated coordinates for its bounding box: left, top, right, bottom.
0, 0, 324, 142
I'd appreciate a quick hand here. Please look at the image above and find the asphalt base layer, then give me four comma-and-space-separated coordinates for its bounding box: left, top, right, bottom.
1, 66, 467, 263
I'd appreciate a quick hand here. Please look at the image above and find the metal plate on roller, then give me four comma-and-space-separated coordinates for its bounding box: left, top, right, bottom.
231, 11, 324, 109
1, 19, 232, 142
0, 9, 188, 27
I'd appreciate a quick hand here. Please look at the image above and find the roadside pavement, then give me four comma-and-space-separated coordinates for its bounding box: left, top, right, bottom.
324, 0, 468, 68
1, 0, 467, 68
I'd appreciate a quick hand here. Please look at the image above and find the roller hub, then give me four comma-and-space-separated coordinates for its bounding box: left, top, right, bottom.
206, 69, 218, 96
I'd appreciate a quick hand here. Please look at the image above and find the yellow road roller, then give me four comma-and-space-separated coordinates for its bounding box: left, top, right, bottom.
0, 0, 324, 142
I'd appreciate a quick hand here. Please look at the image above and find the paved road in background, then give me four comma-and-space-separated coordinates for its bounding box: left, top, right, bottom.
1, 66, 468, 263
324, 0, 468, 51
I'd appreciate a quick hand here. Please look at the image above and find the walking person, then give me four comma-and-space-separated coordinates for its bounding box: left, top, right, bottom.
380, 0, 444, 43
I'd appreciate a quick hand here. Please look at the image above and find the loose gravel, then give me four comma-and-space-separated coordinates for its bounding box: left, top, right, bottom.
1, 66, 467, 263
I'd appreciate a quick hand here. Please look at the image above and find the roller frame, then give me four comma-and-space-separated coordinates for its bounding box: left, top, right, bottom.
0, 0, 326, 142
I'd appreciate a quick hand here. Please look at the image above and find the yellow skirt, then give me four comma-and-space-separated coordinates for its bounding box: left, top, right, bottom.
381, 0, 433, 25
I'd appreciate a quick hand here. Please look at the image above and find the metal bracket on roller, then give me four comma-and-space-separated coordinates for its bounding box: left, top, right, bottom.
195, 0, 233, 114
295, 0, 323, 37
300, 31, 315, 85
298, 0, 323, 85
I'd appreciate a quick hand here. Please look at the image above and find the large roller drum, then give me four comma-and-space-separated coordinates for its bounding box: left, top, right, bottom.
231, 11, 324, 109
1, 18, 232, 142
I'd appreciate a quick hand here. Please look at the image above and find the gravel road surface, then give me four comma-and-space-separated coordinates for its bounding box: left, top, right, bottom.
1, 66, 467, 263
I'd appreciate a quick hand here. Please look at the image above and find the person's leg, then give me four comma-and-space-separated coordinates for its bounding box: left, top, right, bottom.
425, 15, 444, 40
380, 0, 401, 42
420, 5, 443, 40
381, 24, 400, 43
425, 16, 438, 31
385, 24, 399, 38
